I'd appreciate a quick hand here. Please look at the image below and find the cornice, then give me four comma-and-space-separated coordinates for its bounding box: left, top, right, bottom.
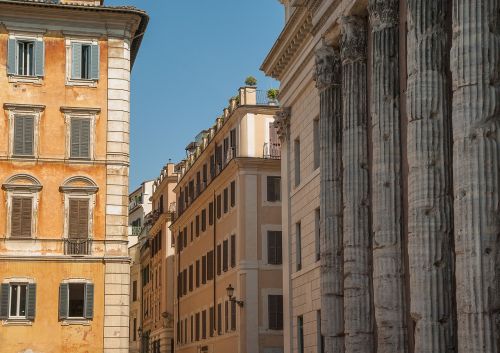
3, 103, 45, 112
60, 106, 101, 114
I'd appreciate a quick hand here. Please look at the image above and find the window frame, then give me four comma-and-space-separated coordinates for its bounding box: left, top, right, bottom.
65, 37, 99, 87
5, 103, 45, 160
1, 277, 36, 324
8, 283, 28, 319
61, 107, 100, 161
59, 278, 94, 324
7, 32, 44, 83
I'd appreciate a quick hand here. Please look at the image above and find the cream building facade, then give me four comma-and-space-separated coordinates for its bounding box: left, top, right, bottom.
0, 1, 147, 352
171, 87, 284, 353
263, 1, 500, 353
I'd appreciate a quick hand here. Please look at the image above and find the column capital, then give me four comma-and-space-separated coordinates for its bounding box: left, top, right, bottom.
314, 45, 341, 91
341, 16, 367, 63
368, 0, 399, 31
274, 107, 291, 141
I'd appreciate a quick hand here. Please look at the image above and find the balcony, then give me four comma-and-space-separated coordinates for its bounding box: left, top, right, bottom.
64, 238, 92, 256
129, 226, 142, 236
263, 143, 281, 160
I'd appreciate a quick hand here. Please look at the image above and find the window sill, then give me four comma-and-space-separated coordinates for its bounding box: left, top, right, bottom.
8, 75, 43, 85
61, 318, 91, 326
2, 319, 33, 326
66, 79, 98, 88
11, 155, 36, 160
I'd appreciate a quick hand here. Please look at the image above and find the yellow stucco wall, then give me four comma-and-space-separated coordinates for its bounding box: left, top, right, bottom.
0, 261, 105, 353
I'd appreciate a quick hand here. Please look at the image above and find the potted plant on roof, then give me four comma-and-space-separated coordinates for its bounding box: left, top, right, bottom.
267, 88, 279, 105
244, 76, 257, 86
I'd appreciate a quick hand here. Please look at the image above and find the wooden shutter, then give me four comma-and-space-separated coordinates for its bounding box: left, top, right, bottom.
34, 40, 44, 77
27, 283, 36, 320
230, 234, 236, 268
85, 283, 94, 319
72, 43, 82, 79
189, 265, 193, 292
59, 283, 69, 320
7, 38, 17, 75
276, 231, 283, 264
14, 116, 34, 156
217, 303, 222, 334
90, 44, 99, 80
11, 197, 32, 238
230, 181, 236, 207
195, 260, 200, 288
71, 118, 91, 159
217, 244, 221, 275
207, 251, 214, 280
223, 240, 228, 272
225, 301, 229, 332
202, 255, 207, 284
0, 284, 9, 319
268, 231, 276, 264
231, 301, 236, 330
68, 199, 89, 239
269, 122, 281, 150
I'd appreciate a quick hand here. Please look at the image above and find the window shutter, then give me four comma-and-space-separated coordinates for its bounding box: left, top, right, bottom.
277, 231, 283, 264
268, 232, 275, 264
27, 283, 36, 320
85, 283, 94, 319
0, 284, 9, 319
13, 116, 24, 155
90, 44, 99, 80
23, 116, 34, 156
34, 40, 44, 77
80, 119, 90, 158
59, 283, 69, 320
12, 197, 32, 238
7, 38, 17, 75
21, 197, 33, 238
69, 199, 89, 239
71, 119, 81, 157
230, 234, 236, 268
71, 43, 82, 79
11, 197, 22, 237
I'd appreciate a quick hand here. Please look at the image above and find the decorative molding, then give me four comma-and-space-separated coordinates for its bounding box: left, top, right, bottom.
60, 106, 101, 114
341, 16, 367, 63
368, 0, 399, 31
3, 103, 45, 112
274, 108, 291, 141
314, 44, 341, 90
59, 176, 99, 195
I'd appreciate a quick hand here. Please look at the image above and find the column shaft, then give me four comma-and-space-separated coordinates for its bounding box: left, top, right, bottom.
451, 1, 500, 352
341, 16, 374, 353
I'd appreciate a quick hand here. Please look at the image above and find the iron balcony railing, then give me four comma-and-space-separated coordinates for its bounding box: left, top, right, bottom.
64, 238, 92, 255
256, 89, 279, 106
263, 143, 281, 160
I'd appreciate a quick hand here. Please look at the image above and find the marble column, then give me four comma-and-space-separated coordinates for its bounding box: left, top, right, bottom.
368, 1, 408, 352
451, 1, 500, 352
340, 16, 374, 353
315, 44, 344, 353
406, 1, 456, 352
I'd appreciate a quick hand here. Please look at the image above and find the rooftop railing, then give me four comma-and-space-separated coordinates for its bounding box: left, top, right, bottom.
64, 238, 92, 256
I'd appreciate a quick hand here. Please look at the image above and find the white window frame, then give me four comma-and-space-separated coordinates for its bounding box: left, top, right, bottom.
260, 288, 284, 333
7, 32, 43, 84
8, 283, 28, 319
61, 107, 100, 161
261, 224, 283, 267
65, 37, 99, 87
4, 103, 45, 159
2, 174, 42, 239
261, 173, 282, 207
60, 176, 98, 241
60, 278, 92, 325
2, 277, 35, 325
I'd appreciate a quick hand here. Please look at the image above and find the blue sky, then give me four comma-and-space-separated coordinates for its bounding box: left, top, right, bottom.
106, 0, 283, 190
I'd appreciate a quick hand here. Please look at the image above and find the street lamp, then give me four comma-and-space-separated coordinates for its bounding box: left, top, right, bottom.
226, 284, 244, 307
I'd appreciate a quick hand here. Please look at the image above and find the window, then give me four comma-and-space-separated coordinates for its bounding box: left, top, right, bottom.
223, 239, 228, 272
230, 234, 236, 268
189, 265, 193, 292
314, 118, 320, 170
7, 38, 44, 77
295, 138, 301, 186
133, 317, 137, 341
71, 42, 99, 80
13, 115, 35, 157
68, 199, 89, 239
59, 282, 94, 320
191, 315, 194, 342
230, 181, 236, 207
217, 244, 222, 276
196, 260, 200, 288
217, 303, 222, 335
183, 226, 188, 248
268, 295, 283, 330
11, 196, 33, 238
183, 269, 187, 295
132, 281, 137, 301
298, 316, 304, 353
296, 222, 302, 271
267, 176, 281, 202
209, 202, 214, 225
196, 215, 200, 237
202, 255, 207, 284
317, 310, 324, 353
70, 118, 91, 159
217, 194, 222, 219
209, 306, 214, 337
223, 188, 228, 213
268, 231, 283, 265
225, 301, 229, 332
190, 221, 193, 242
0, 283, 36, 320
231, 301, 236, 331
230, 128, 237, 156
202, 310, 207, 339
202, 209, 207, 231
195, 312, 200, 341
207, 251, 214, 281
315, 208, 321, 262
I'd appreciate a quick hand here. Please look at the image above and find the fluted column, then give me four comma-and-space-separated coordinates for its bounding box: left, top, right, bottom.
406, 1, 456, 352
451, 1, 500, 352
368, 1, 408, 352
315, 45, 344, 353
340, 16, 374, 353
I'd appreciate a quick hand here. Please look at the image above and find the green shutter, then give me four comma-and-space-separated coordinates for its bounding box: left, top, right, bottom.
80, 119, 90, 158
71, 43, 82, 79
13, 116, 24, 155
90, 44, 99, 80
71, 118, 91, 159
34, 40, 44, 77
0, 284, 9, 319
13, 116, 34, 156
27, 283, 36, 320
85, 283, 94, 319
7, 38, 16, 75
59, 283, 69, 320
71, 119, 81, 158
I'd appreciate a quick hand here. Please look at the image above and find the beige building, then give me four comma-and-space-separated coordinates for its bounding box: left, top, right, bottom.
0, 1, 147, 352
136, 163, 177, 353
171, 87, 283, 353
263, 1, 500, 353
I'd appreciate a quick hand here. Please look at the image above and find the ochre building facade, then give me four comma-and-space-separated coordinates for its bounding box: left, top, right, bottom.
0, 1, 147, 352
